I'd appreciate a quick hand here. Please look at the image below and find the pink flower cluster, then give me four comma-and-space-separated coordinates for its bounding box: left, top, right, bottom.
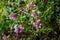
32, 10, 40, 18
32, 20, 42, 29
9, 12, 17, 20
14, 24, 23, 33
27, 2, 36, 8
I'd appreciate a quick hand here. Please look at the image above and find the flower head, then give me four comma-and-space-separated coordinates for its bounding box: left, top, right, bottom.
14, 24, 23, 33
14, 25, 18, 33
32, 20, 42, 29
27, 2, 36, 8
9, 12, 17, 20
18, 24, 23, 33
32, 10, 39, 18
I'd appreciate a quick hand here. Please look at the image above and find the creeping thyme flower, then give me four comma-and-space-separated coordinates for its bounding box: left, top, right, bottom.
33, 20, 42, 29
18, 24, 23, 33
27, 2, 36, 8
31, 10, 40, 18
9, 12, 17, 20
14, 25, 18, 33
14, 24, 23, 33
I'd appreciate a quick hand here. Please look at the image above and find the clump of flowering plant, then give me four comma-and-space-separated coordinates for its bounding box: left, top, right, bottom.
0, 0, 43, 35
0, 0, 59, 40
11, 1, 42, 34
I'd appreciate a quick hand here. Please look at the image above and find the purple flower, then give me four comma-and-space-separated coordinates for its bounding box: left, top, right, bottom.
14, 24, 23, 33
14, 29, 19, 34
9, 12, 17, 20
27, 2, 36, 8
32, 10, 38, 18
33, 20, 42, 29
18, 24, 23, 33
33, 24, 39, 29
14, 25, 19, 33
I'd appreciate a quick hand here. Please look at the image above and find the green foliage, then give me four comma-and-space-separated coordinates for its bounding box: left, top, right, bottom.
0, 0, 60, 37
